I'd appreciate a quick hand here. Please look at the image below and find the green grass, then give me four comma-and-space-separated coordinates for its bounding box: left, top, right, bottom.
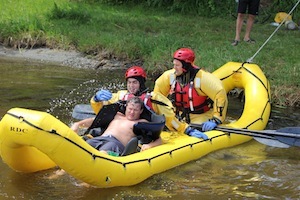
0, 0, 299, 106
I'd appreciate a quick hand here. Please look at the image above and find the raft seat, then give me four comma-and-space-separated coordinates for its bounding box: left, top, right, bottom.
121, 137, 140, 156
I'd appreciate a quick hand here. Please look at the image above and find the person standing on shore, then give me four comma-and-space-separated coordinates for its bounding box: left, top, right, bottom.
232, 0, 260, 46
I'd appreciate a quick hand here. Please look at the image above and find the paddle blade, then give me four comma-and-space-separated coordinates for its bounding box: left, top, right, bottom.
72, 104, 95, 120
275, 127, 300, 147
274, 136, 300, 147
253, 137, 290, 148
277, 127, 300, 135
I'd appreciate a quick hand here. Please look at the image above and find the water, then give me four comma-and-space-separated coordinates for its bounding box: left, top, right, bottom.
0, 57, 299, 199
0, 57, 125, 124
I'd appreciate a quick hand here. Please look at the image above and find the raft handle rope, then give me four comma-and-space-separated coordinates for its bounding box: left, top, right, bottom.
6, 111, 215, 168
247, 0, 300, 63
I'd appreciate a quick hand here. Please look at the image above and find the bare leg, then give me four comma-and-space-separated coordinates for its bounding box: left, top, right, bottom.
244, 14, 256, 42
235, 13, 245, 41
232, 13, 245, 46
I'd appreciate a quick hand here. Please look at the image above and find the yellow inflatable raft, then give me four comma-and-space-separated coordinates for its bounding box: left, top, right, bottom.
0, 62, 271, 188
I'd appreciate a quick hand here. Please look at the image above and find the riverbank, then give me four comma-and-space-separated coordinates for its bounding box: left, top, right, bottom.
1, 45, 299, 108
0, 46, 128, 69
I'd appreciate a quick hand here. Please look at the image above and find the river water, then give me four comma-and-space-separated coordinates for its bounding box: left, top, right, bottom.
0, 57, 299, 199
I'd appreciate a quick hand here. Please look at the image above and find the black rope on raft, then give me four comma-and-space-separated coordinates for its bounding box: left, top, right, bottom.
6, 111, 228, 168
7, 112, 124, 164
241, 64, 269, 92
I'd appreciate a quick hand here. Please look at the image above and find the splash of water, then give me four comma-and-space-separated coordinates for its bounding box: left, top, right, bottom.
47, 79, 125, 124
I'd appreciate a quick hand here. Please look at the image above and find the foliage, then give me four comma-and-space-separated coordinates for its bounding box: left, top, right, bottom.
78, 0, 299, 18
49, 3, 92, 24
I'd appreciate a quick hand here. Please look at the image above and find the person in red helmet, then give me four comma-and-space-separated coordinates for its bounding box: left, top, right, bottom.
154, 48, 228, 134
124, 65, 147, 95
91, 66, 150, 112
91, 65, 208, 143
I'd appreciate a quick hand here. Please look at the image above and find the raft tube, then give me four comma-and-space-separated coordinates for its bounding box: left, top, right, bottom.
0, 62, 271, 188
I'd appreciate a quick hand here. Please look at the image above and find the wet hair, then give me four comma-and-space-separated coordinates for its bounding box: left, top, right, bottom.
126, 96, 144, 110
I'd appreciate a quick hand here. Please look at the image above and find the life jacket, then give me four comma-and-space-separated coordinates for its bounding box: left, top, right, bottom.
122, 92, 154, 111
173, 81, 210, 113
169, 69, 210, 123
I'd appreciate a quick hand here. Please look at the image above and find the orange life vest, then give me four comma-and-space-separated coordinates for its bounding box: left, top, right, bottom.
172, 81, 210, 114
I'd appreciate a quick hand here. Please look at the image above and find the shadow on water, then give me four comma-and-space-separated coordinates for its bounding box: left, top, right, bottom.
0, 58, 299, 199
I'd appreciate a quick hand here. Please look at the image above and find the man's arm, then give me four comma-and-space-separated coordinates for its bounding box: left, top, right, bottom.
71, 118, 95, 133
90, 90, 127, 114
141, 137, 162, 151
136, 117, 163, 151
150, 91, 189, 134
153, 69, 174, 97
196, 70, 228, 123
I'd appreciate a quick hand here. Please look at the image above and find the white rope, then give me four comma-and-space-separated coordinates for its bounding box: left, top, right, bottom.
247, 0, 300, 63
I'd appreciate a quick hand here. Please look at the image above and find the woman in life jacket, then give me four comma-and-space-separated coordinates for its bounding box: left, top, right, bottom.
154, 48, 228, 132
90, 65, 208, 140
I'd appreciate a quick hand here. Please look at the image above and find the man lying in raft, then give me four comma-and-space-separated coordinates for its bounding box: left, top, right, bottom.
49, 97, 164, 181
71, 97, 162, 156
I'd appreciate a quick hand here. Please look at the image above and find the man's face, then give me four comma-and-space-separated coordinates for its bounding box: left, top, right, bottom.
127, 78, 140, 94
125, 102, 143, 121
173, 59, 184, 76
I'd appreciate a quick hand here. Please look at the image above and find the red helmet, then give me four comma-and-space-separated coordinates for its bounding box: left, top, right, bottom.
125, 66, 147, 80
173, 48, 195, 64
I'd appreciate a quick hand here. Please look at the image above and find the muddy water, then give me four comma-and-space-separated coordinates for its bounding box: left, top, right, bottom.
0, 58, 299, 199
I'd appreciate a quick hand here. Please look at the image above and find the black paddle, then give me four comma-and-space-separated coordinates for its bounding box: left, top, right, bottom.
190, 124, 300, 148
72, 104, 95, 120
72, 104, 300, 148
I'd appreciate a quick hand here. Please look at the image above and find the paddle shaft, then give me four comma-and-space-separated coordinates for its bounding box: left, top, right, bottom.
216, 126, 300, 139
190, 123, 300, 139
214, 127, 275, 139
213, 129, 291, 148
190, 124, 300, 147
190, 124, 277, 139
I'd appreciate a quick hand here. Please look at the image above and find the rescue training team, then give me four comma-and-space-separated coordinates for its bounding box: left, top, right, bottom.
72, 47, 228, 155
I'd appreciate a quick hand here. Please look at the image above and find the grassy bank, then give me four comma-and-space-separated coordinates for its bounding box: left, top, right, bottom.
1, 0, 299, 107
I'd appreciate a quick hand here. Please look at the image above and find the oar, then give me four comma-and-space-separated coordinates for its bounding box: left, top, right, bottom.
214, 127, 292, 148
190, 124, 291, 148
190, 124, 300, 148
72, 104, 96, 120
